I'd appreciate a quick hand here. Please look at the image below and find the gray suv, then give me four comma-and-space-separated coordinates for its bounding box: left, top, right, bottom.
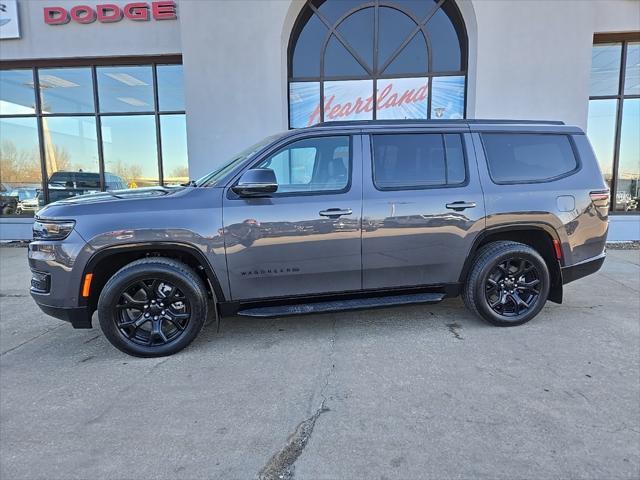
29, 120, 609, 357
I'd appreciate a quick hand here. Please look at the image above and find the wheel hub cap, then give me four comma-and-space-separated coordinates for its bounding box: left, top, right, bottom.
114, 278, 191, 346
485, 258, 541, 318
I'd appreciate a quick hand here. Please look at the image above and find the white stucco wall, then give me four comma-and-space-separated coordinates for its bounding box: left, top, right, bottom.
469, 0, 640, 129
178, 0, 297, 178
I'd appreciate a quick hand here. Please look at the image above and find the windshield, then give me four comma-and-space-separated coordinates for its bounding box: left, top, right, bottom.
196, 133, 284, 187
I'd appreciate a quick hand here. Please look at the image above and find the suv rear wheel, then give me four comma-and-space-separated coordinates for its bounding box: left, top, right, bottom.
463, 241, 550, 326
97, 257, 208, 357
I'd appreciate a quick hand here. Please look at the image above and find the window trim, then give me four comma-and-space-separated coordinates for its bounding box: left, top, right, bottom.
227, 133, 354, 199
0, 56, 185, 210
369, 132, 470, 191
589, 34, 640, 214
287, 0, 468, 127
480, 132, 583, 186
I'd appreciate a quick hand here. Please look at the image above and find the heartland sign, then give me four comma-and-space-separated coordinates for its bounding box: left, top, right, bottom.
44, 1, 177, 25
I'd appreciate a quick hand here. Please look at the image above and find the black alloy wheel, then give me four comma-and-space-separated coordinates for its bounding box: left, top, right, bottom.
98, 257, 209, 357
463, 241, 550, 326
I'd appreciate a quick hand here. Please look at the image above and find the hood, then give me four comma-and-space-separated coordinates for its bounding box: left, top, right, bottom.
51, 186, 183, 206
36, 185, 198, 220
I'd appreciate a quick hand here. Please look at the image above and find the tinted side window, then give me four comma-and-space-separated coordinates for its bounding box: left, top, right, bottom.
372, 133, 466, 189
256, 136, 350, 194
482, 133, 578, 183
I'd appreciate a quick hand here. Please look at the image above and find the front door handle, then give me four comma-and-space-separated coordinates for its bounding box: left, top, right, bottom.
446, 201, 477, 211
319, 208, 353, 219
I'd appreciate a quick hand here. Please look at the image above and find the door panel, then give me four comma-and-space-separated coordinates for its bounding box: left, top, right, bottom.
362, 131, 485, 289
223, 134, 363, 300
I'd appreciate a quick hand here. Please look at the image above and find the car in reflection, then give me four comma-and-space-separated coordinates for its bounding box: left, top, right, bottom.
40, 171, 128, 205
10, 188, 39, 215
0, 183, 18, 215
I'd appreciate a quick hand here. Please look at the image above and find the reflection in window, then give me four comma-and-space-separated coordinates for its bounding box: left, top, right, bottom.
336, 8, 374, 70
161, 114, 189, 185
624, 42, 639, 96
426, 5, 463, 71
39, 68, 94, 114
590, 44, 622, 96
615, 98, 640, 212
288, 0, 467, 126
42, 117, 101, 203
157, 65, 185, 112
97, 66, 154, 113
0, 61, 185, 219
101, 116, 159, 188
587, 38, 640, 214
587, 99, 617, 186
0, 118, 41, 217
0, 70, 36, 115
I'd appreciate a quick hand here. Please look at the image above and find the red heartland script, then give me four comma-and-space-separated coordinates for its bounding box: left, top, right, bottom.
307, 82, 428, 126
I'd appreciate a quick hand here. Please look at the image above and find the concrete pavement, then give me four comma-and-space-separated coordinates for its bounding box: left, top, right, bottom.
0, 246, 638, 480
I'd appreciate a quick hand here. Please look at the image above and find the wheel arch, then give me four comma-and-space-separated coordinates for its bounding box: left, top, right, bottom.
461, 224, 563, 303
80, 242, 226, 312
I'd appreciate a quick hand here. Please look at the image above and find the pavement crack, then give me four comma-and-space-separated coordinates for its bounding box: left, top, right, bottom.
256, 403, 330, 480
446, 322, 463, 340
0, 293, 28, 298
0, 324, 64, 356
257, 317, 338, 480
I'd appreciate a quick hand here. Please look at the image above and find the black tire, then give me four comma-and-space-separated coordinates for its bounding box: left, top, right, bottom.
98, 257, 208, 357
462, 241, 550, 327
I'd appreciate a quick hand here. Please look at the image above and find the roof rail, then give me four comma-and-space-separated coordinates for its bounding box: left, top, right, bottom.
316, 119, 566, 127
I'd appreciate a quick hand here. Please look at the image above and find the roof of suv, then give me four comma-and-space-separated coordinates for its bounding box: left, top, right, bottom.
295, 119, 583, 134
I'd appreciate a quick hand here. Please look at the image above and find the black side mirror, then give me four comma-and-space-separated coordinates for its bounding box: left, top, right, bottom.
231, 168, 278, 197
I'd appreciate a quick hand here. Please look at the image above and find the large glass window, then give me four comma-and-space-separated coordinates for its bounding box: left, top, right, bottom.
587, 35, 640, 213
97, 66, 154, 113
0, 59, 187, 218
288, 0, 467, 127
0, 118, 41, 216
101, 116, 159, 189
38, 68, 94, 114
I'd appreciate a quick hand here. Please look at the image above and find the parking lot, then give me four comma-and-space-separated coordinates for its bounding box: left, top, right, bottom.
0, 245, 638, 480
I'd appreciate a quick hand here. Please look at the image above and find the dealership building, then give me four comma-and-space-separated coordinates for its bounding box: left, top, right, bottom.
0, 0, 638, 241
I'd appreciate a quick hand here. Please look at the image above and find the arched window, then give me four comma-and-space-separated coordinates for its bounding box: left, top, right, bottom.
288, 0, 468, 128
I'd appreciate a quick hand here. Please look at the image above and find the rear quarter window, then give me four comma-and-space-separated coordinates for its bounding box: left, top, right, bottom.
481, 133, 579, 184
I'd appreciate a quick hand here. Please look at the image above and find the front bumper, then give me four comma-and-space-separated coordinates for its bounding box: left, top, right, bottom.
32, 301, 93, 329
561, 252, 606, 285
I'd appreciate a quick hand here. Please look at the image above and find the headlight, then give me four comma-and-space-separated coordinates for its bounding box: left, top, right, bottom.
33, 219, 76, 240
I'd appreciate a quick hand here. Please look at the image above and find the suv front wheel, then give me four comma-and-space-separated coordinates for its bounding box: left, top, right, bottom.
463, 241, 550, 326
97, 257, 208, 357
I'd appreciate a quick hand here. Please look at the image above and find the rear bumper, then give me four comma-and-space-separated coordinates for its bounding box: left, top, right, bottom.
561, 252, 606, 285
32, 299, 93, 329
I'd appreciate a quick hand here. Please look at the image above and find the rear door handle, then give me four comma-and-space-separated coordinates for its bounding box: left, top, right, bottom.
446, 201, 476, 211
319, 208, 353, 219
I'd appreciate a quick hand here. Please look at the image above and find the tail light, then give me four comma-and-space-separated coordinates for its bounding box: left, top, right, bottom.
590, 190, 610, 209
